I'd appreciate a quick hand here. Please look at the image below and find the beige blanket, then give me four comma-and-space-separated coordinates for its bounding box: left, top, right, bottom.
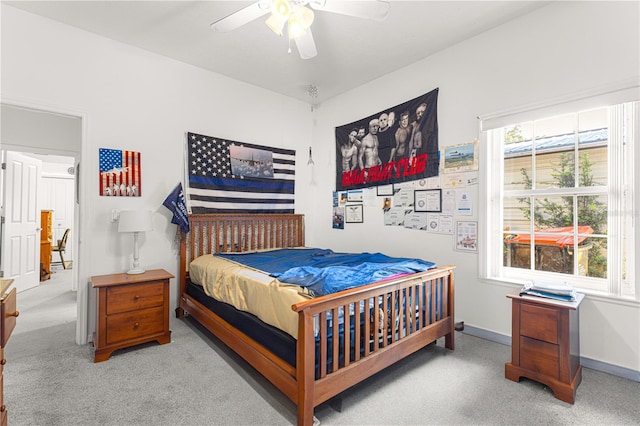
189, 254, 311, 338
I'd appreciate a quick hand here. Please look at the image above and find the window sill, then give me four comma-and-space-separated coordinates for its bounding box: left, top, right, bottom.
479, 276, 640, 307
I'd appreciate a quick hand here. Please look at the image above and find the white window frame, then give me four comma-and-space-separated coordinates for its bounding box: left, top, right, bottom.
479, 86, 638, 301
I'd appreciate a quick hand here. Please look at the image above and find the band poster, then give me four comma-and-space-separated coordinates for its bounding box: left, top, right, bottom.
335, 88, 439, 191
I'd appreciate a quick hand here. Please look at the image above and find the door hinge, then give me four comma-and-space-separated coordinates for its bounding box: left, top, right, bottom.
0, 271, 4, 278
1, 163, 5, 170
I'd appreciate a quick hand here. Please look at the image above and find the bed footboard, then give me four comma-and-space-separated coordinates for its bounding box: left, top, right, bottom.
293, 266, 455, 426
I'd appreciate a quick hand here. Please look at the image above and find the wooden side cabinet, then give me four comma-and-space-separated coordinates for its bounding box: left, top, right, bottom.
40, 210, 53, 281
505, 290, 584, 404
0, 278, 18, 426
92, 269, 174, 362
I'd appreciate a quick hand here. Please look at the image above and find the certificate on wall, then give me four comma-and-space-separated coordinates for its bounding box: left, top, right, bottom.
414, 189, 442, 212
345, 204, 363, 223
405, 212, 428, 230
394, 187, 414, 207
384, 207, 406, 226
376, 184, 394, 196
347, 189, 364, 202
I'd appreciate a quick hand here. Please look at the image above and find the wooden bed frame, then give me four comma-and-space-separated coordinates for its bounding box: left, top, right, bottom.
177, 213, 455, 426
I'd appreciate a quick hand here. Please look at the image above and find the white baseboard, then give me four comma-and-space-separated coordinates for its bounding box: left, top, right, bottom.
461, 324, 640, 383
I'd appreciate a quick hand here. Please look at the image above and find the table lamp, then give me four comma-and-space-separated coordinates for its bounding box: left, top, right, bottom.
118, 210, 153, 274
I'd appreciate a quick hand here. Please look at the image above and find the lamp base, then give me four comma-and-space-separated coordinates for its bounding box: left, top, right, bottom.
127, 267, 146, 275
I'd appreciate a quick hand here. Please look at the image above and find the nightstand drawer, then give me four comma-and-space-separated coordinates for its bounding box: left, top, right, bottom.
106, 282, 164, 315
106, 307, 165, 344
520, 303, 558, 344
520, 336, 559, 379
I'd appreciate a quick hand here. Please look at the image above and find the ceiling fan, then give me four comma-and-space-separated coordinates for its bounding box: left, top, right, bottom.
210, 0, 391, 59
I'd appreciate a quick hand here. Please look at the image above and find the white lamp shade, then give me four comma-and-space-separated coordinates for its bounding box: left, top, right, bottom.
118, 210, 153, 233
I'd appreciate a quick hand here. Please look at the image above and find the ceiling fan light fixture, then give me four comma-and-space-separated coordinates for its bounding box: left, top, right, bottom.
288, 21, 305, 39
265, 13, 287, 35
288, 6, 314, 39
216, 0, 388, 59
272, 0, 291, 18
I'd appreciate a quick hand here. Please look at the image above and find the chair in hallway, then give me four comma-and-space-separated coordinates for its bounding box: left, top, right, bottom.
51, 228, 71, 269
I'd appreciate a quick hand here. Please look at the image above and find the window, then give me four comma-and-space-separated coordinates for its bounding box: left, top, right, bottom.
480, 99, 637, 300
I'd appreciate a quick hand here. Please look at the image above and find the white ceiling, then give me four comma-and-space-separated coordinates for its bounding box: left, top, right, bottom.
5, 1, 552, 104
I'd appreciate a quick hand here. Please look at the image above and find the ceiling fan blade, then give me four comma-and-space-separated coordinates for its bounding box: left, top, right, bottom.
309, 0, 390, 21
294, 28, 317, 59
210, 2, 270, 32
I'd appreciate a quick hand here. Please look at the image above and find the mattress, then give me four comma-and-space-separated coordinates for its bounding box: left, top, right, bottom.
186, 279, 297, 367
189, 248, 438, 340
189, 254, 310, 338
188, 250, 445, 373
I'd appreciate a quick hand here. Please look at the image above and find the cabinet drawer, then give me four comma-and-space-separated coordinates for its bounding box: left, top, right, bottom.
106, 282, 164, 315
520, 303, 558, 344
520, 336, 559, 379
1, 288, 17, 348
105, 307, 164, 344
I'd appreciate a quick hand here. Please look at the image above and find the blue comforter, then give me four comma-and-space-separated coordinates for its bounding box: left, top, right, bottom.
216, 248, 436, 296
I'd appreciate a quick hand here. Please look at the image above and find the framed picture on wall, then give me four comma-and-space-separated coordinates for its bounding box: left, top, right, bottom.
345, 204, 363, 223
414, 189, 442, 212
376, 184, 394, 196
347, 189, 364, 202
99, 148, 141, 197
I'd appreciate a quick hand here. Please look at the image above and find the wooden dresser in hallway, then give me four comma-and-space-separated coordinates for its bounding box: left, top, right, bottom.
40, 210, 53, 281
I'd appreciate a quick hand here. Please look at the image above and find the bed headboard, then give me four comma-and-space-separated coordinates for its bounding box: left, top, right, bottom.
179, 213, 305, 290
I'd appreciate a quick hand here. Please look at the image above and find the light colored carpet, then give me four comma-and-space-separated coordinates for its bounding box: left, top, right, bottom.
4, 271, 639, 425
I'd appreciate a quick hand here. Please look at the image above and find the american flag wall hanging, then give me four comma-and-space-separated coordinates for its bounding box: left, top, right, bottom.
99, 148, 141, 196
186, 132, 295, 214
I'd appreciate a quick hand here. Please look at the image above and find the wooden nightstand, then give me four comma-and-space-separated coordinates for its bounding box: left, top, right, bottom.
92, 269, 174, 362
505, 290, 584, 404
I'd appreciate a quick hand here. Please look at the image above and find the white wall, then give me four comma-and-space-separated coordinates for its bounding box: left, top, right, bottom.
305, 1, 640, 374
2, 2, 638, 375
1, 4, 313, 341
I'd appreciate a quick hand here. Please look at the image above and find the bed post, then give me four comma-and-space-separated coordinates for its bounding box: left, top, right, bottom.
176, 228, 188, 318
444, 269, 455, 350
296, 310, 315, 426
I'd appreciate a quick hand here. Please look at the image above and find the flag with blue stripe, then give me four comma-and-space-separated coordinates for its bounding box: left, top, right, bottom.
186, 132, 295, 214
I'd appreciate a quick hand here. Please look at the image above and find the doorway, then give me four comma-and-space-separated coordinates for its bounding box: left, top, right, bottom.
1, 102, 84, 343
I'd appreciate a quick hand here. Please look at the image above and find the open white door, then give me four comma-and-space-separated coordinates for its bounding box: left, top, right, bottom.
2, 151, 42, 293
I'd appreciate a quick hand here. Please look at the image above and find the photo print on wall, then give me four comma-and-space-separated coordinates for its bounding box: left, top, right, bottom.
99, 148, 141, 196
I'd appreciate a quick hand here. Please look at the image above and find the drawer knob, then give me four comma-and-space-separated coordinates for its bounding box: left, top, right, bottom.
8, 310, 19, 317
0, 405, 5, 412
133, 296, 140, 301
0, 358, 5, 365
134, 322, 140, 329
